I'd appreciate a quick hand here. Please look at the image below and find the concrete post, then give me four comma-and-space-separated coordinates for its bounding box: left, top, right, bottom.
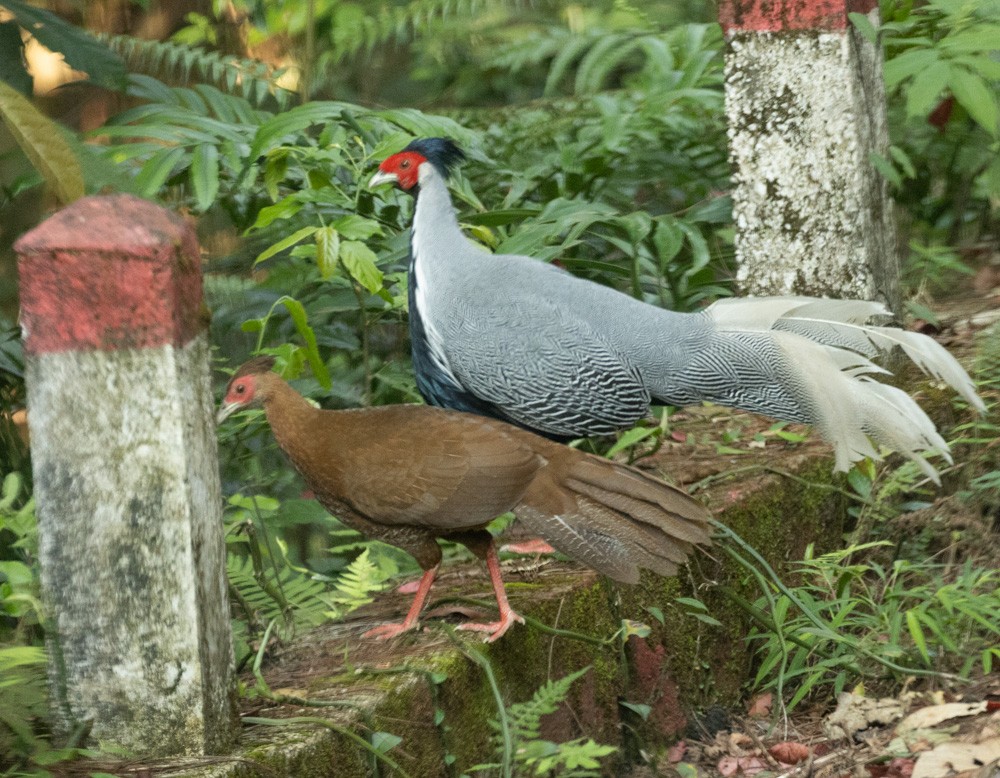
720, 0, 900, 310
15, 195, 237, 756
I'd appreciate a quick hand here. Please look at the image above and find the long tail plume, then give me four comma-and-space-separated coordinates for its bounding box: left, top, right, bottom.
704, 297, 983, 483
515, 451, 712, 584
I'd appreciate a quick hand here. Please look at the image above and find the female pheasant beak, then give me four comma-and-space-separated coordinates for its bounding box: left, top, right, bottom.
216, 402, 241, 426
368, 170, 397, 188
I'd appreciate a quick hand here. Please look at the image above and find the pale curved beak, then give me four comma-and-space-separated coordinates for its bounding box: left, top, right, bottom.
368, 170, 398, 188
216, 402, 240, 426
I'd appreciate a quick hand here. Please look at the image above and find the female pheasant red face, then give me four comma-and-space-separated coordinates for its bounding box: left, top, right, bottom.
217, 374, 261, 424
369, 150, 426, 190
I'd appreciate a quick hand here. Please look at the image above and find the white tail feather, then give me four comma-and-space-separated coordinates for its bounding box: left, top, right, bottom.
705, 296, 982, 481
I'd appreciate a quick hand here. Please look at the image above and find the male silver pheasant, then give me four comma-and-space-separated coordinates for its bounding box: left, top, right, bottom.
369, 138, 983, 482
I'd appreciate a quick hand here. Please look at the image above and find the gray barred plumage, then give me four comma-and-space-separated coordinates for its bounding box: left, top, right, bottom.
371, 139, 985, 483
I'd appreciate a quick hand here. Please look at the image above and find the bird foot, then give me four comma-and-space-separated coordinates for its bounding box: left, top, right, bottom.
362, 621, 418, 640
501, 539, 556, 555
455, 610, 525, 643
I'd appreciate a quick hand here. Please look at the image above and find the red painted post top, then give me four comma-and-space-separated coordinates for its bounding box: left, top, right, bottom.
15, 195, 206, 355
719, 0, 877, 33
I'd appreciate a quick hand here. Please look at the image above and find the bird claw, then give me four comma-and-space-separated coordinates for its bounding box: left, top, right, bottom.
455, 610, 525, 643
363, 621, 418, 640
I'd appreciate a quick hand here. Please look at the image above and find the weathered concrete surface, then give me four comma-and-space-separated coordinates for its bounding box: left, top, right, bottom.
149, 420, 851, 777
722, 3, 900, 309
16, 195, 237, 756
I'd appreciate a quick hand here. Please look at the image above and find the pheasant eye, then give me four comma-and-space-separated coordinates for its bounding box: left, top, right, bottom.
235, 384, 246, 395
400, 159, 410, 168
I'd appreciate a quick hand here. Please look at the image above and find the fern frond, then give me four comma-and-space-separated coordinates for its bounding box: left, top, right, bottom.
101, 34, 294, 108
327, 549, 390, 617
330, 0, 531, 62
226, 553, 334, 632
504, 666, 592, 742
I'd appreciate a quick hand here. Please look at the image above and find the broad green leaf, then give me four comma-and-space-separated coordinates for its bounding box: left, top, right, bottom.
251, 197, 303, 230
675, 596, 710, 613
0, 21, 32, 94
315, 227, 340, 280
849, 12, 879, 43
331, 214, 383, 240
949, 68, 1000, 137
339, 240, 384, 295
373, 106, 472, 143
939, 26, 1000, 53
686, 194, 733, 224
190, 143, 219, 211
905, 61, 950, 118
869, 152, 902, 188
955, 54, 1000, 81
653, 217, 684, 262
464, 208, 540, 227
678, 221, 710, 274
889, 146, 916, 179
92, 123, 219, 144
883, 48, 939, 89
619, 701, 652, 720
250, 102, 347, 159
370, 731, 402, 753
264, 149, 289, 202
133, 146, 185, 198
277, 296, 331, 389
0, 79, 83, 204
255, 226, 318, 265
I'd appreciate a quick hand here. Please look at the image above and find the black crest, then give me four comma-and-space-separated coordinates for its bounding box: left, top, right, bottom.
403, 138, 466, 179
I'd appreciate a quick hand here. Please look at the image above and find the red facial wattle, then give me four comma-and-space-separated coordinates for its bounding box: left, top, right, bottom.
379, 151, 426, 190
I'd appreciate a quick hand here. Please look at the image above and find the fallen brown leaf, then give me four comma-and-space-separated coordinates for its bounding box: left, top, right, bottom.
912, 737, 1000, 778
825, 692, 905, 741
769, 741, 810, 764
747, 693, 773, 719
897, 702, 988, 734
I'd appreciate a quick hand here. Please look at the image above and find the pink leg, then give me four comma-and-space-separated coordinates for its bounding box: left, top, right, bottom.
456, 543, 524, 642
363, 565, 438, 640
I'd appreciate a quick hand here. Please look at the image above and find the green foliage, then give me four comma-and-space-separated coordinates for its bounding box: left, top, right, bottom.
0, 0, 126, 93
864, 0, 1000, 292
0, 473, 46, 774
878, 0, 1000, 139
103, 34, 294, 109
748, 543, 1000, 710
223, 492, 393, 664
0, 80, 84, 205
0, 645, 47, 770
472, 666, 617, 777
0, 472, 38, 631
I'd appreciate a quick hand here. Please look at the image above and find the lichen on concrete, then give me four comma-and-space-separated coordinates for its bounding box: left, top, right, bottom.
26, 336, 236, 756
724, 17, 900, 308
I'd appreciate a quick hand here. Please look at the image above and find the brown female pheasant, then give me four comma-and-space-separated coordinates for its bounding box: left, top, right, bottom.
218, 357, 711, 642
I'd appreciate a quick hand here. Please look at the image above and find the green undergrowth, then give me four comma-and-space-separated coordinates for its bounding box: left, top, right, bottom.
729, 324, 1000, 714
